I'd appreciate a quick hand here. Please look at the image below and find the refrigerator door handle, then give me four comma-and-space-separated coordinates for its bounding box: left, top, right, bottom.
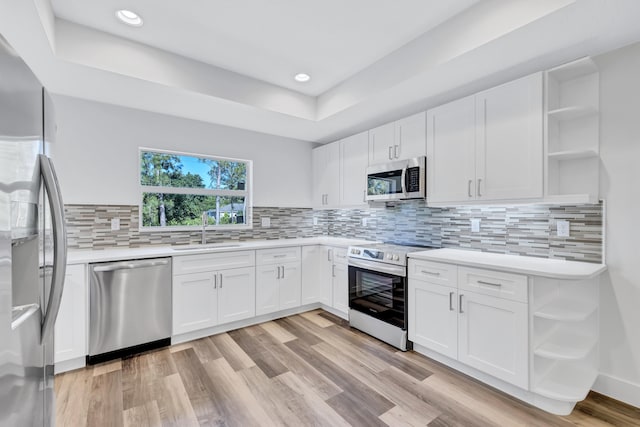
39, 154, 68, 343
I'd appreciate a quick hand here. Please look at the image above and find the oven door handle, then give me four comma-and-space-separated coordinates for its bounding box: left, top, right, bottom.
348, 258, 406, 277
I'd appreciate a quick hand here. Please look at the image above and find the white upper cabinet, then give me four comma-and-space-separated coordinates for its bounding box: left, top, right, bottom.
312, 142, 340, 208
427, 95, 476, 203
340, 131, 369, 207
427, 72, 543, 204
369, 112, 426, 165
476, 72, 543, 200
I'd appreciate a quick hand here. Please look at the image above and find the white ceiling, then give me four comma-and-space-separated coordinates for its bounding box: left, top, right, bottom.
2, 0, 640, 143
50, 0, 479, 96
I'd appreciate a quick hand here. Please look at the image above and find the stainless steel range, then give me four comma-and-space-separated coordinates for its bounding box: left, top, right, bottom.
347, 243, 436, 351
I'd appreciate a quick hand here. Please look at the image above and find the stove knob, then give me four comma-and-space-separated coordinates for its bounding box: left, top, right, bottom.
386, 254, 392, 260
393, 254, 400, 261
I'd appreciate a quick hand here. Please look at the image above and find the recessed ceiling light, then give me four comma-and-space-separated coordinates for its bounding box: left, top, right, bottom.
116, 9, 143, 27
294, 73, 311, 83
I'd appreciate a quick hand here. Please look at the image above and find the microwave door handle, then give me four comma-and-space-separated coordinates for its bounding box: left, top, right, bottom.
401, 166, 407, 198
39, 154, 68, 344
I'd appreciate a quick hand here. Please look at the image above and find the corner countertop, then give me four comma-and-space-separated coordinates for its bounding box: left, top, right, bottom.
408, 248, 607, 280
67, 236, 377, 264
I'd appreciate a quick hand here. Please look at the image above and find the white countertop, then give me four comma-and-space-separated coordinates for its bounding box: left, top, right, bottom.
408, 248, 606, 279
67, 236, 377, 264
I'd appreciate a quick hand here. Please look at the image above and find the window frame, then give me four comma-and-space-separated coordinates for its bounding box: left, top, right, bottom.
138, 147, 253, 232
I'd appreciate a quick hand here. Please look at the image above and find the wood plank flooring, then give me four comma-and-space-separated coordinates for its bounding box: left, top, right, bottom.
55, 310, 640, 427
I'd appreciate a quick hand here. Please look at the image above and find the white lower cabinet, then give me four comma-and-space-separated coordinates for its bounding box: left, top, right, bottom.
318, 246, 349, 316
409, 259, 529, 389
408, 280, 458, 360
54, 264, 87, 365
458, 290, 528, 389
256, 248, 302, 316
301, 246, 322, 304
172, 252, 256, 336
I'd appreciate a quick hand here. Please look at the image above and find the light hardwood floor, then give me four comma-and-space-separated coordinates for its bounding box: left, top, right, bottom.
55, 310, 640, 426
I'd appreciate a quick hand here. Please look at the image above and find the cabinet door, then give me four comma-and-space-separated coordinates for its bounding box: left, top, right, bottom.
279, 262, 302, 311
397, 112, 426, 160
218, 267, 256, 324
369, 122, 395, 165
476, 72, 543, 201
319, 247, 334, 306
55, 264, 87, 363
255, 265, 280, 316
340, 131, 369, 206
173, 272, 217, 335
301, 246, 322, 305
331, 262, 349, 314
426, 95, 476, 203
408, 279, 458, 360
458, 291, 529, 389
312, 145, 327, 207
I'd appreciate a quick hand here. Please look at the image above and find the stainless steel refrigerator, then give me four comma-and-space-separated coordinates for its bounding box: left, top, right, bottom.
0, 34, 67, 426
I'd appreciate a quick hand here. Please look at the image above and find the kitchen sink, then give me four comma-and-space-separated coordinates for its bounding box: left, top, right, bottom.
172, 243, 242, 251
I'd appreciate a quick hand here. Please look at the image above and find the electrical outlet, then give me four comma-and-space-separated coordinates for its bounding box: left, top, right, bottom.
471, 218, 481, 233
362, 218, 368, 227
313, 217, 318, 226
557, 220, 570, 237
110, 218, 120, 231
261, 217, 271, 228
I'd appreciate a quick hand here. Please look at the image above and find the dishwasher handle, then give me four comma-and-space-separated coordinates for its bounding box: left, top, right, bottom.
93, 259, 170, 273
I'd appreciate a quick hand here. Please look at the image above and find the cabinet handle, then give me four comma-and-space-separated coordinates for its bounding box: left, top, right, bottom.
449, 292, 455, 311
276, 266, 280, 279
273, 254, 287, 258
459, 294, 464, 314
332, 264, 336, 278
363, 190, 367, 202
213, 273, 217, 289
281, 265, 285, 279
394, 144, 399, 159
388, 146, 393, 160
477, 280, 502, 287
219, 273, 223, 288
468, 180, 473, 198
477, 179, 482, 197
328, 249, 333, 262
421, 270, 440, 276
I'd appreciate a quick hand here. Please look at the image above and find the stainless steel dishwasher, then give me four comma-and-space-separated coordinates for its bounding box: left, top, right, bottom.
88, 257, 171, 364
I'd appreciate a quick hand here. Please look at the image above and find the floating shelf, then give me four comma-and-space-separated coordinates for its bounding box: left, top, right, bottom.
547, 149, 599, 161
534, 299, 597, 322
534, 363, 598, 402
548, 106, 598, 121
548, 57, 598, 82
535, 327, 597, 360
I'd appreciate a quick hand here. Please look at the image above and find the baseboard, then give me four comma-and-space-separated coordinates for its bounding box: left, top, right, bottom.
54, 356, 86, 375
593, 373, 640, 408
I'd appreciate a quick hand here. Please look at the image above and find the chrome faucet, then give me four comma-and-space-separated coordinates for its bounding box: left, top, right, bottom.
201, 212, 208, 245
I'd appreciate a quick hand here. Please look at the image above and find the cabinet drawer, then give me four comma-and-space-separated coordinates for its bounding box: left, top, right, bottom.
256, 246, 301, 265
458, 267, 527, 303
173, 251, 255, 275
331, 247, 349, 265
408, 259, 457, 287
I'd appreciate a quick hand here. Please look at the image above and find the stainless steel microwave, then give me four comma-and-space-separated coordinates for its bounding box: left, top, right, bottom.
366, 156, 426, 201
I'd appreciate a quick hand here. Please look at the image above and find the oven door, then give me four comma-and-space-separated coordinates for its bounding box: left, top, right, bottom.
348, 259, 407, 329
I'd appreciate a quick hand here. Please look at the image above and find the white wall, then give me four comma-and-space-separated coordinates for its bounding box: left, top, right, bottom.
593, 42, 640, 407
49, 95, 314, 207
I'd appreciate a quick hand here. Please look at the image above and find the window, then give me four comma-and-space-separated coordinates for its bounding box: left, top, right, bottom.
139, 148, 252, 230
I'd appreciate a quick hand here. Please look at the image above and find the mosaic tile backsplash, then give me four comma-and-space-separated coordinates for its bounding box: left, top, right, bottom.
65, 201, 603, 263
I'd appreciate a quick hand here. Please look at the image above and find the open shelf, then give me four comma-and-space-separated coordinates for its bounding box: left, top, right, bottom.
548, 106, 598, 121
534, 362, 598, 402
547, 149, 599, 161
548, 57, 598, 82
534, 299, 597, 321
535, 327, 597, 360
